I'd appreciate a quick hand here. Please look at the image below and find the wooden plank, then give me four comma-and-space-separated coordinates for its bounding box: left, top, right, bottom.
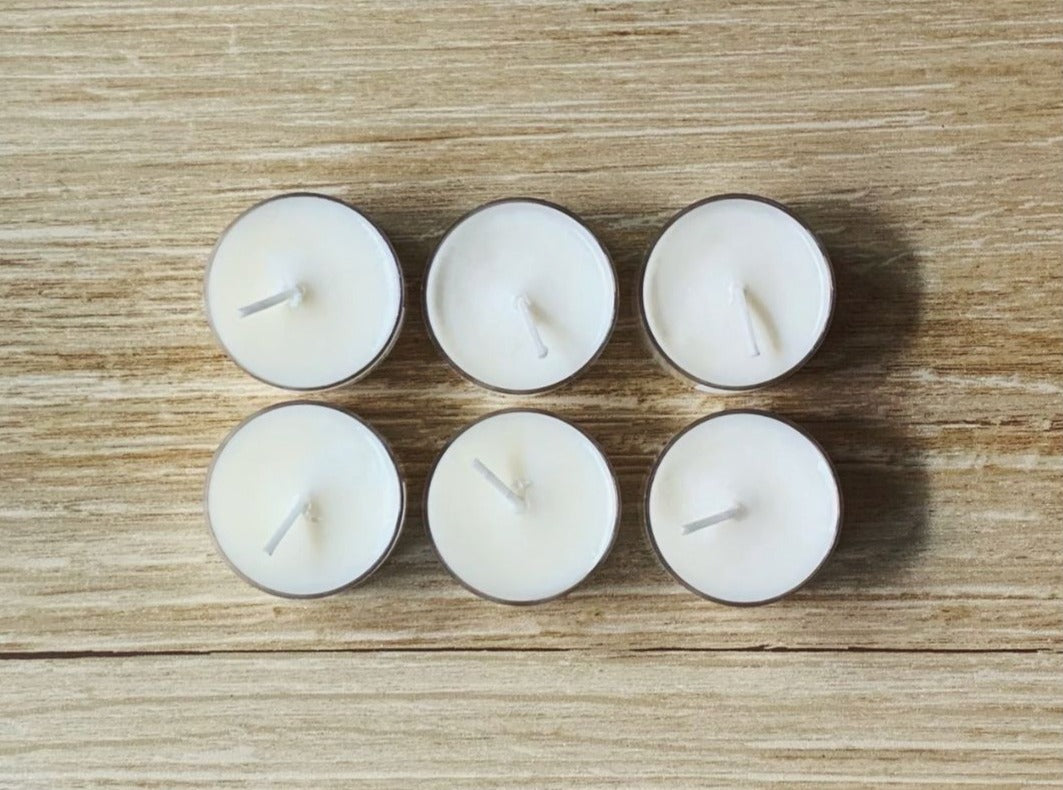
1, 1, 1061, 654
2, 651, 1060, 788
0, 458, 1060, 652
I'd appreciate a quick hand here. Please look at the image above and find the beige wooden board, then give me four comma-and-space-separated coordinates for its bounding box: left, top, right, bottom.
1, 0, 1060, 654
2, 651, 1062, 788
1, 0, 1061, 784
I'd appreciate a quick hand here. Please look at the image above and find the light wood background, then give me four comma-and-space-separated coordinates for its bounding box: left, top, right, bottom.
1, 1, 1060, 787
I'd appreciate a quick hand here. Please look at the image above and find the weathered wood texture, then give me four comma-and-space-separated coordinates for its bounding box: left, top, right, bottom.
0, 0, 1060, 785
2, 651, 1061, 789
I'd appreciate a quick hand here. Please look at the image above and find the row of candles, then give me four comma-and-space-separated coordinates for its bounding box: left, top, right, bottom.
204, 193, 841, 605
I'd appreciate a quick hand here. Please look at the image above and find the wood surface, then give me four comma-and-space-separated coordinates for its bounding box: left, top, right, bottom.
0, 0, 1060, 786
3, 652, 1061, 788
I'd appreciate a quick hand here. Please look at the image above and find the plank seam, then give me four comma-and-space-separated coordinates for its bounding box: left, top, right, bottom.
0, 646, 1058, 661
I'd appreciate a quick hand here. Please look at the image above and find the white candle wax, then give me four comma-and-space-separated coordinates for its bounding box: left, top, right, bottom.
424, 199, 617, 393
646, 410, 841, 604
426, 410, 620, 603
205, 402, 405, 597
205, 193, 404, 390
640, 195, 834, 390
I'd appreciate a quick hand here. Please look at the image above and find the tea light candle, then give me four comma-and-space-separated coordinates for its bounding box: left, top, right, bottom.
646, 410, 841, 605
205, 402, 405, 598
205, 193, 404, 390
640, 194, 834, 391
424, 199, 618, 394
425, 409, 620, 603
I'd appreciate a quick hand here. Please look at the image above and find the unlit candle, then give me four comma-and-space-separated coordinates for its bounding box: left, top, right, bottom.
424, 199, 617, 393
426, 409, 620, 603
205, 193, 403, 390
640, 195, 834, 391
205, 402, 405, 597
646, 410, 841, 604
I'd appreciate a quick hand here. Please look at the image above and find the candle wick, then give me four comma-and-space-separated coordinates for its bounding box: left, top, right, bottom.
238, 284, 305, 318
263, 496, 312, 555
729, 282, 761, 358
472, 458, 527, 511
514, 294, 549, 359
682, 503, 743, 535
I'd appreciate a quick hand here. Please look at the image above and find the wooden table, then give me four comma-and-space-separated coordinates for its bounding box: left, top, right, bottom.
2, 1, 1060, 786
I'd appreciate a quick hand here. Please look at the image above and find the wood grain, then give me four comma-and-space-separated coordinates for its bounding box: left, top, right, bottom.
0, 0, 1060, 784
2, 651, 1061, 788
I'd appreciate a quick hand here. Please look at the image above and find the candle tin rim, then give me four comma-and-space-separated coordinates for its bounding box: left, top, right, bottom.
204, 192, 406, 392
421, 197, 620, 396
637, 193, 836, 392
643, 408, 844, 606
203, 400, 408, 599
423, 407, 622, 606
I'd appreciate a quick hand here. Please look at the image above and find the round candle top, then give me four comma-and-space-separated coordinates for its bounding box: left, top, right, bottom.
426, 410, 620, 603
641, 195, 834, 390
646, 411, 840, 604
206, 402, 404, 597
205, 193, 403, 390
424, 199, 617, 393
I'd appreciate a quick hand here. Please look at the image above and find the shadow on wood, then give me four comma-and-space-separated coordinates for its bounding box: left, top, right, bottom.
786, 198, 929, 588
791, 197, 924, 377
807, 418, 930, 589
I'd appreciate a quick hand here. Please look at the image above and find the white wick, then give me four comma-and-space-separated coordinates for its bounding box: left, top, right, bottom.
238, 284, 304, 318
263, 497, 312, 555
729, 281, 761, 358
514, 294, 549, 359
472, 458, 527, 511
682, 503, 743, 535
